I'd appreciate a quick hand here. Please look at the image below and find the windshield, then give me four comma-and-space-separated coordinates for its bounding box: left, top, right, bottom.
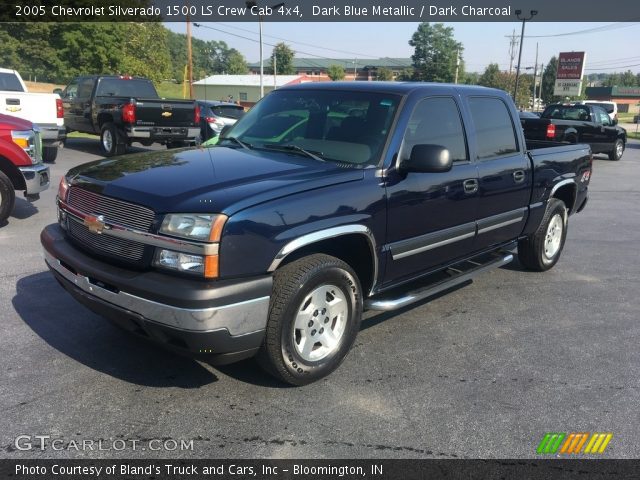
95, 78, 158, 98
226, 89, 400, 166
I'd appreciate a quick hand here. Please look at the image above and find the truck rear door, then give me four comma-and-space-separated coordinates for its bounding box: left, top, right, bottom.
466, 96, 532, 250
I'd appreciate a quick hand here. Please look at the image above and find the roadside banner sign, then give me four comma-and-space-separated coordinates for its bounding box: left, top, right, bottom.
554, 51, 586, 96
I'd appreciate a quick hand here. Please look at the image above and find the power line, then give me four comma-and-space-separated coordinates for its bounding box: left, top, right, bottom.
524, 22, 640, 38
584, 63, 640, 71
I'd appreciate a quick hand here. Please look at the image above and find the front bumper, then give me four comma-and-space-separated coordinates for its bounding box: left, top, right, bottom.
19, 164, 50, 195
41, 224, 272, 362
38, 124, 66, 145
126, 127, 201, 141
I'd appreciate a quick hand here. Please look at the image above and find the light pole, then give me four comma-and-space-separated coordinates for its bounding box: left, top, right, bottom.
513, 9, 537, 106
246, 1, 284, 99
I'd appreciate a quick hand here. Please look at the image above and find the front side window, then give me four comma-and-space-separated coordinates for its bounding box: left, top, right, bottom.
76, 78, 95, 99
227, 89, 400, 166
400, 96, 468, 163
468, 97, 519, 160
593, 106, 610, 125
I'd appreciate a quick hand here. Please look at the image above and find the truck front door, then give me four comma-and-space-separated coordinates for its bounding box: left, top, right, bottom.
383, 95, 479, 286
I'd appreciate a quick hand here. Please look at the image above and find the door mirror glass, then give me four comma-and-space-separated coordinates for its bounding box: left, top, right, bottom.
53, 88, 63, 96
400, 144, 452, 173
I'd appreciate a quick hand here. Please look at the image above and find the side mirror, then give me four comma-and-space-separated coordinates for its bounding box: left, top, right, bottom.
400, 144, 452, 173
219, 124, 232, 139
53, 88, 63, 96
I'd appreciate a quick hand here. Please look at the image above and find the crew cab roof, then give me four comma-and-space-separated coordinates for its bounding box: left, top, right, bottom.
278, 81, 507, 97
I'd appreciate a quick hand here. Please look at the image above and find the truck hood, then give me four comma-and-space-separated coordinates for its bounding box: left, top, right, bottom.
66, 146, 364, 215
0, 113, 33, 130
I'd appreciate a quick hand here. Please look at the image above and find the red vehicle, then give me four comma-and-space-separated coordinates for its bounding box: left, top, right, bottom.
0, 113, 50, 223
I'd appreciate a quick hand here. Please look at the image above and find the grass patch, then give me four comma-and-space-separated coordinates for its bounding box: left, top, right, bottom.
157, 81, 189, 99
627, 131, 640, 141
67, 132, 98, 139
618, 112, 635, 123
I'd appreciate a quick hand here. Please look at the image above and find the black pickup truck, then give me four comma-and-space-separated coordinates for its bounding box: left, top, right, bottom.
41, 83, 592, 385
521, 102, 627, 160
58, 75, 200, 156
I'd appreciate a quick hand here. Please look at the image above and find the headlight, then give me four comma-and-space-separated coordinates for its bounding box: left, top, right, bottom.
58, 176, 69, 202
11, 130, 41, 165
159, 213, 227, 241
153, 250, 218, 278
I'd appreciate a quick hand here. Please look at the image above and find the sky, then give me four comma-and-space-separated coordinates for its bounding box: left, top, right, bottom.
165, 21, 640, 74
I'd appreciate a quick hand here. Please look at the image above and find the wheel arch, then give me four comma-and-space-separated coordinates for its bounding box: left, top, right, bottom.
550, 179, 577, 213
268, 225, 378, 296
97, 113, 114, 130
0, 156, 25, 190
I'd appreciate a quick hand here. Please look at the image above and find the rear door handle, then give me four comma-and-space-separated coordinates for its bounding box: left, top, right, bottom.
463, 178, 479, 194
513, 170, 526, 183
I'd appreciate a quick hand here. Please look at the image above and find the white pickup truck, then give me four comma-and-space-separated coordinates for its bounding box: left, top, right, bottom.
0, 68, 65, 162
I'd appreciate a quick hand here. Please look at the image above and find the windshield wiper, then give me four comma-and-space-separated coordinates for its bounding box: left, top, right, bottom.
263, 144, 325, 162
219, 136, 252, 150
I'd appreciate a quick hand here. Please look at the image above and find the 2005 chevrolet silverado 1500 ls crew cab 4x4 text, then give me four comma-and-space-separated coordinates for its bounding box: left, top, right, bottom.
41, 83, 591, 385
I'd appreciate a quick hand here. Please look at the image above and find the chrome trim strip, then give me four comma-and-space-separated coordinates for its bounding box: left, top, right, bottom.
392, 231, 475, 260
267, 224, 379, 295
477, 217, 522, 234
44, 251, 269, 335
59, 201, 218, 256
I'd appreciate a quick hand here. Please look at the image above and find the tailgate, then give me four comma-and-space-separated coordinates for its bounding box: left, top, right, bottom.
1, 92, 60, 126
134, 99, 196, 128
521, 117, 550, 141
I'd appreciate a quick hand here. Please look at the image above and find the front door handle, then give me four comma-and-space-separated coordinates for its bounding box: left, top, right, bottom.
513, 170, 526, 183
463, 178, 479, 194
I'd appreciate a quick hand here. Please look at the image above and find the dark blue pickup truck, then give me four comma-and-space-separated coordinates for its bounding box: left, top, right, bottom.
41, 83, 592, 385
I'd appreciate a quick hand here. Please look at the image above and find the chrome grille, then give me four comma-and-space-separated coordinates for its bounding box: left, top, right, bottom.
66, 187, 155, 263
67, 187, 154, 231
68, 217, 146, 261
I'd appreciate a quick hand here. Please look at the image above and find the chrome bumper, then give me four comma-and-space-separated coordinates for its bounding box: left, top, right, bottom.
38, 124, 66, 143
19, 164, 50, 195
126, 127, 201, 139
43, 250, 270, 335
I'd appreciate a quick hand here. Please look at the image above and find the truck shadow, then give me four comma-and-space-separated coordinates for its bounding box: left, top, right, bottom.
63, 137, 154, 157
13, 272, 219, 389
10, 198, 39, 220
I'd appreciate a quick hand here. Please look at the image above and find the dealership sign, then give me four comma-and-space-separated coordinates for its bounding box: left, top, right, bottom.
554, 52, 586, 96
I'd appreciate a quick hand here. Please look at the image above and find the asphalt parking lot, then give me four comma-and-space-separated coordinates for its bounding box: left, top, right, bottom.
1, 137, 639, 459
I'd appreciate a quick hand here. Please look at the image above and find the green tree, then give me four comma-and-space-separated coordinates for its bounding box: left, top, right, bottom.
463, 71, 480, 85
327, 65, 345, 81
376, 67, 394, 81
409, 23, 463, 83
397, 68, 415, 81
541, 57, 560, 104
478, 63, 501, 88
269, 42, 295, 75
226, 50, 248, 74
119, 23, 171, 84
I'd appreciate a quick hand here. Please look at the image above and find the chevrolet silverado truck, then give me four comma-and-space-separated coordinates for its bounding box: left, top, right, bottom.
41, 83, 591, 385
521, 102, 626, 161
0, 113, 50, 223
58, 75, 200, 157
0, 68, 65, 163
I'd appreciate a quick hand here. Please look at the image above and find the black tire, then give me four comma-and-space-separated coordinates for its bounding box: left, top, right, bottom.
42, 146, 58, 163
518, 198, 567, 271
608, 139, 624, 161
0, 171, 16, 224
257, 254, 362, 386
100, 123, 126, 157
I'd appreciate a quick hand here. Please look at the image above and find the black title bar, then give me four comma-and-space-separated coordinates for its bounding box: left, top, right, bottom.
3, 0, 640, 22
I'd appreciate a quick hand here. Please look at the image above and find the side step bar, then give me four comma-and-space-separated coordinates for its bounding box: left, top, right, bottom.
365, 251, 514, 311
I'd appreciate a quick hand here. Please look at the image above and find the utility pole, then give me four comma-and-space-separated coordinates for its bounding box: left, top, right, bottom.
454, 49, 460, 84
506, 29, 519, 74
186, 17, 194, 98
532, 42, 539, 110
513, 9, 537, 105
353, 59, 358, 81
537, 63, 544, 112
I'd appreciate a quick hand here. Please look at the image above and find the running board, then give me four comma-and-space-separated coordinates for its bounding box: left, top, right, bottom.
365, 252, 514, 311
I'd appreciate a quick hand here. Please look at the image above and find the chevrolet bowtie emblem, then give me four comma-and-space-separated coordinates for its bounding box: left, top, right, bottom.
5, 106, 21, 112
84, 215, 106, 234
161, 111, 172, 117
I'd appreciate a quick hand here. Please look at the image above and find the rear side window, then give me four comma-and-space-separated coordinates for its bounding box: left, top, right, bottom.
76, 78, 95, 99
211, 105, 244, 119
0, 72, 23, 92
468, 97, 518, 160
401, 97, 468, 162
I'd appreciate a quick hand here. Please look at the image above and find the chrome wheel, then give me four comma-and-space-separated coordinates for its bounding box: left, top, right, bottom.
616, 141, 624, 158
543, 213, 563, 260
102, 129, 113, 152
292, 284, 348, 362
